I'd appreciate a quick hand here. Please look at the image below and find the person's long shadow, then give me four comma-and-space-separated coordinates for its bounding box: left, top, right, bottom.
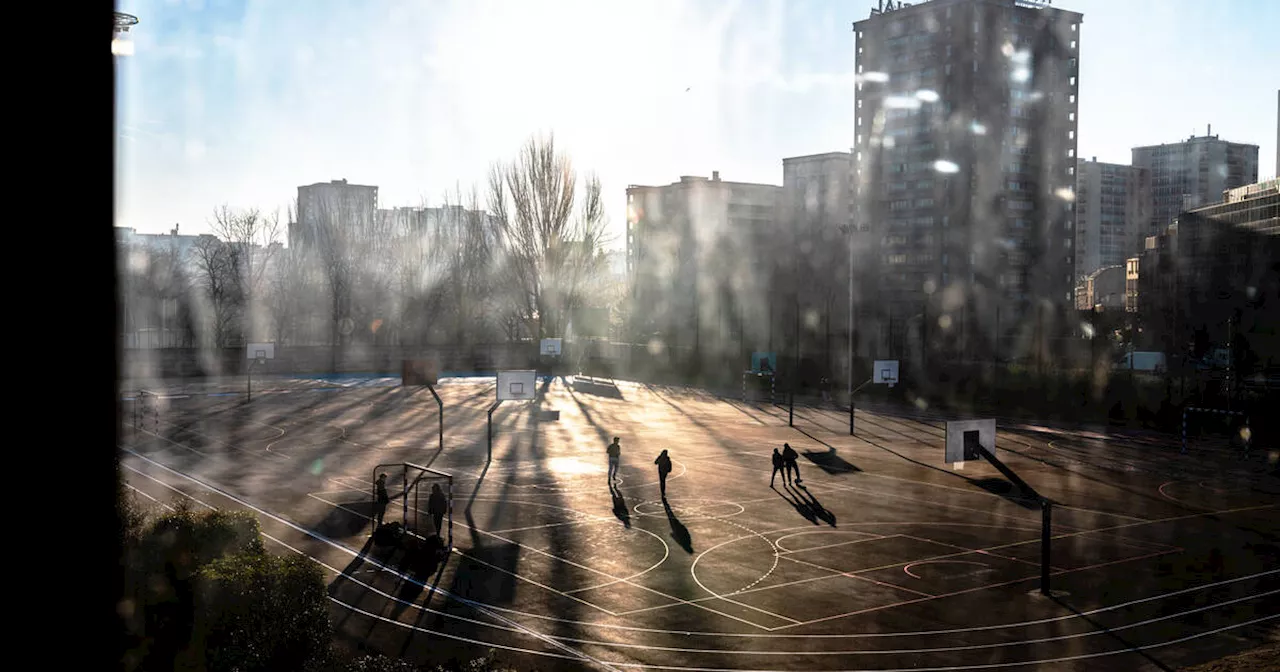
610, 482, 631, 528
663, 499, 693, 553
792, 483, 837, 526
773, 483, 819, 524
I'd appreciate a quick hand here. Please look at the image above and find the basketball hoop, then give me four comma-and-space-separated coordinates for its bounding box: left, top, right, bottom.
113, 12, 138, 56
114, 12, 139, 34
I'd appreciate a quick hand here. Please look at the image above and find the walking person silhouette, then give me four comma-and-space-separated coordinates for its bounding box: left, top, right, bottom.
781, 443, 802, 485
654, 449, 673, 499
770, 448, 784, 487
607, 436, 622, 483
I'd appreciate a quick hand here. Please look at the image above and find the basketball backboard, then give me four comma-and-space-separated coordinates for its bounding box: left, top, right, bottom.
497, 370, 537, 401
246, 342, 275, 361
402, 359, 439, 386
751, 352, 777, 374
945, 419, 996, 464
540, 338, 562, 356
873, 360, 899, 386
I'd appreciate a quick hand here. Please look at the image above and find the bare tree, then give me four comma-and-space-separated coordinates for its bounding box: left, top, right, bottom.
190, 235, 242, 347
487, 134, 609, 340
265, 245, 304, 345
209, 205, 283, 341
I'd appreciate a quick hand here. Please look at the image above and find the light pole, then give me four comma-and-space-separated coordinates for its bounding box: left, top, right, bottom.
844, 223, 855, 435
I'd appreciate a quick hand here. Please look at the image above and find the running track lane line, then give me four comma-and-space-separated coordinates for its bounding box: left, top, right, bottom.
122, 459, 1280, 663
119, 446, 623, 672
120, 456, 1280, 665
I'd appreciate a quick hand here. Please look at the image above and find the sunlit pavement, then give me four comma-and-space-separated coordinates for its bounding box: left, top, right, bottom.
121, 376, 1279, 671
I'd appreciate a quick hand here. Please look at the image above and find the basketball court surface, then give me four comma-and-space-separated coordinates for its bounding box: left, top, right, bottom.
120, 375, 1279, 671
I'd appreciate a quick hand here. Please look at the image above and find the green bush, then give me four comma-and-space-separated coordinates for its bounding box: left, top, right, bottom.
194, 552, 334, 672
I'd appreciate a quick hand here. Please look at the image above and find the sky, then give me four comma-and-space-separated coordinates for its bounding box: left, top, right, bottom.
115, 0, 1280, 248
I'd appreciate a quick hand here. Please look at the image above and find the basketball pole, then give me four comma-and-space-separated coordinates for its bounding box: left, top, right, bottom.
487, 400, 503, 461
1041, 498, 1052, 595
425, 381, 443, 453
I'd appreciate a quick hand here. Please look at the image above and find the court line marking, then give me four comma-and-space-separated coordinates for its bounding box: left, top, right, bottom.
903, 561, 991, 580
307, 490, 779, 630
117, 394, 1269, 640
774, 532, 888, 555
143, 419, 289, 463
120, 458, 619, 671
768, 548, 1183, 631
121, 447, 1280, 651
779, 554, 937, 599
687, 514, 798, 623
895, 534, 1060, 572
678, 455, 1091, 533
651, 502, 1256, 626
313, 487, 670, 599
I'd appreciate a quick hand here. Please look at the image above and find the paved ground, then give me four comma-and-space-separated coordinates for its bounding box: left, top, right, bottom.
120, 375, 1280, 671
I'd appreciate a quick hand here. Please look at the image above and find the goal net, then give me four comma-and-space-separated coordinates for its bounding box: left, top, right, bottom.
371, 462, 453, 547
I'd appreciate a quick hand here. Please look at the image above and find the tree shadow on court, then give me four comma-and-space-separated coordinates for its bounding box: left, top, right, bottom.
610, 483, 631, 528
802, 447, 861, 475
663, 499, 694, 553
390, 535, 448, 623
1050, 595, 1174, 671
314, 500, 378, 538
329, 535, 401, 631
773, 485, 819, 524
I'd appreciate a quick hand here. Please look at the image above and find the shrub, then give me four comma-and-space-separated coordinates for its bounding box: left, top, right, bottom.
194, 552, 333, 672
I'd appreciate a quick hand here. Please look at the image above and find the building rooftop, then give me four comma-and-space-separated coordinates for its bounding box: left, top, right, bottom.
783, 151, 853, 163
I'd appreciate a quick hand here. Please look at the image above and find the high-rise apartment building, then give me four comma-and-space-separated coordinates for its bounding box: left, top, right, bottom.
1131, 133, 1258, 237
290, 179, 380, 249
1074, 158, 1151, 280
853, 0, 1082, 365
626, 172, 781, 361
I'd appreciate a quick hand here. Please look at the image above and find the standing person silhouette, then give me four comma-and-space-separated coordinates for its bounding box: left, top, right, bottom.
654, 449, 673, 499
770, 448, 784, 487
373, 473, 403, 530
781, 443, 802, 485
427, 483, 448, 539
607, 436, 622, 483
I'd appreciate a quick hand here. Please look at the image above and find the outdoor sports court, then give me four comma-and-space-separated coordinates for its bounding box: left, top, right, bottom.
119, 374, 1279, 671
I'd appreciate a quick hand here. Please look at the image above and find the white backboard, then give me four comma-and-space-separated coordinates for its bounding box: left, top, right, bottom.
873, 360, 899, 385
497, 370, 538, 401
540, 338, 562, 356
246, 342, 275, 360
945, 419, 996, 464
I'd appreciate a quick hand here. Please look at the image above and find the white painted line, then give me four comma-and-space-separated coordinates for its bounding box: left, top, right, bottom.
119, 447, 622, 672
118, 459, 1280, 664
118, 442, 1280, 646
775, 533, 891, 555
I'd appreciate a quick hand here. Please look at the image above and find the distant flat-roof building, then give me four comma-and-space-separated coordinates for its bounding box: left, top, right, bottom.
1137, 178, 1279, 368
853, 0, 1083, 366
291, 179, 379, 249
626, 172, 781, 362
1132, 133, 1259, 237
1074, 158, 1151, 281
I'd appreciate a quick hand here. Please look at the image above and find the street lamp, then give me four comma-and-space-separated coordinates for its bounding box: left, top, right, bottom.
842, 223, 855, 435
